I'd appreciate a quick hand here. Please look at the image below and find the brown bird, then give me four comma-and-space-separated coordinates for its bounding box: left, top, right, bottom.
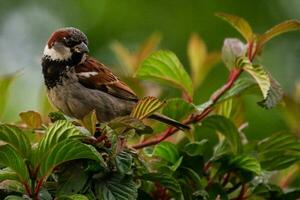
41, 27, 189, 129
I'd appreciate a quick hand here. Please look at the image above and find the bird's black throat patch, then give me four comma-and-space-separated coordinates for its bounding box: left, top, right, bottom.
42, 56, 70, 89
42, 52, 84, 89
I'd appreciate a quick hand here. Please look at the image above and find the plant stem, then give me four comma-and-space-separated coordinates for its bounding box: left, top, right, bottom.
132, 40, 257, 150
132, 68, 242, 149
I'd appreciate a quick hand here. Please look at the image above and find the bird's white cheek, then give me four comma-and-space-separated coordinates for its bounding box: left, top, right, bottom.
43, 45, 72, 61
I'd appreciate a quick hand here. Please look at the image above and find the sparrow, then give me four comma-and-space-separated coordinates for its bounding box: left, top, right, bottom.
41, 27, 189, 130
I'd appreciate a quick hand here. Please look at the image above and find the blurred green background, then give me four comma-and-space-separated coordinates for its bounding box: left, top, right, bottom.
0, 0, 299, 139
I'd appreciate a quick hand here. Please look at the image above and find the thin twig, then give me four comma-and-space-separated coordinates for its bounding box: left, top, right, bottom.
132, 41, 256, 150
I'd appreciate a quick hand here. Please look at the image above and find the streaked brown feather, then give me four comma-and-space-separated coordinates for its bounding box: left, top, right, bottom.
75, 56, 138, 101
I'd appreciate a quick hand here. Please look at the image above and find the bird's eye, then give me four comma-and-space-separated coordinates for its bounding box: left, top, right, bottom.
63, 37, 73, 46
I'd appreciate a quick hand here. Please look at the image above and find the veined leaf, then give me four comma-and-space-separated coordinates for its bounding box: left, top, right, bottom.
244, 64, 270, 99
187, 33, 207, 85
258, 76, 283, 109
141, 173, 182, 195
4, 195, 24, 200
229, 155, 261, 175
0, 74, 16, 118
257, 132, 300, 170
95, 174, 138, 200
257, 133, 298, 154
81, 110, 97, 135
109, 116, 152, 134
34, 120, 82, 166
0, 145, 30, 183
201, 115, 242, 154
183, 139, 208, 157
1, 180, 24, 194
37, 120, 81, 156
57, 194, 89, 200
115, 151, 133, 174
216, 12, 254, 42
57, 163, 89, 196
130, 97, 165, 120
38, 140, 104, 179
19, 110, 42, 129
0, 124, 31, 158
48, 112, 67, 122
0, 168, 19, 182
178, 167, 204, 189
162, 98, 195, 121
218, 78, 257, 103
136, 50, 193, 97
258, 20, 300, 48
153, 142, 180, 164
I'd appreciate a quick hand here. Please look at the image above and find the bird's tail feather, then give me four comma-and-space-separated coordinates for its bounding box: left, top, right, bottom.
149, 114, 190, 130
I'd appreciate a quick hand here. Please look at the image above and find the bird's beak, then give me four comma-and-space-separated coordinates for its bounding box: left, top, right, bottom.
73, 42, 89, 54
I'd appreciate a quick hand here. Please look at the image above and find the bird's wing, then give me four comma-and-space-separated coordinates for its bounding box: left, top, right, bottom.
75, 56, 138, 101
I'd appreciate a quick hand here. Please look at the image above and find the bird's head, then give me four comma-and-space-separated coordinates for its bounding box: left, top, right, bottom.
43, 27, 89, 65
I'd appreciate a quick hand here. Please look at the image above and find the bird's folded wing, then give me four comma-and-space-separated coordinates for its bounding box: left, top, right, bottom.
75, 56, 138, 101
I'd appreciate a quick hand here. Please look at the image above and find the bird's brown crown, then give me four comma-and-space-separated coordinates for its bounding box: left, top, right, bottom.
47, 27, 88, 48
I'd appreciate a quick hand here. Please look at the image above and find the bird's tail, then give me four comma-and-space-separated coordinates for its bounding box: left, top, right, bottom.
149, 114, 190, 130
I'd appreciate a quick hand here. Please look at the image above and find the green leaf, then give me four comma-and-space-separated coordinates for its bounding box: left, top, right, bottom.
153, 141, 180, 164
115, 151, 133, 174
170, 156, 183, 171
0, 145, 30, 183
48, 112, 66, 122
162, 98, 195, 121
201, 115, 242, 154
187, 33, 207, 85
258, 20, 300, 48
136, 50, 193, 97
229, 155, 261, 175
141, 173, 182, 195
0, 124, 31, 158
19, 110, 42, 129
0, 74, 16, 119
1, 180, 25, 194
4, 196, 24, 200
81, 110, 97, 135
0, 168, 19, 182
130, 96, 165, 120
252, 183, 283, 199
222, 39, 247, 69
109, 116, 153, 134
183, 140, 208, 156
34, 120, 81, 166
38, 139, 104, 179
258, 76, 283, 109
218, 78, 257, 103
57, 194, 89, 200
57, 162, 89, 196
178, 167, 204, 189
244, 64, 270, 99
95, 174, 138, 200
257, 132, 300, 170
216, 12, 253, 42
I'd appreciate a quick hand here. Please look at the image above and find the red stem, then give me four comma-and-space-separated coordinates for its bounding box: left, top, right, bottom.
235, 184, 247, 200
133, 41, 256, 150
23, 183, 31, 197
34, 178, 44, 199
133, 69, 242, 149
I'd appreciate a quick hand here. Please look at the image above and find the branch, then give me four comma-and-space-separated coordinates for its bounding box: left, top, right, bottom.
132, 68, 242, 149
132, 42, 256, 150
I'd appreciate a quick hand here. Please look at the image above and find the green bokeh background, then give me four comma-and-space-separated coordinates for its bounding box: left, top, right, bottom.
0, 0, 299, 139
